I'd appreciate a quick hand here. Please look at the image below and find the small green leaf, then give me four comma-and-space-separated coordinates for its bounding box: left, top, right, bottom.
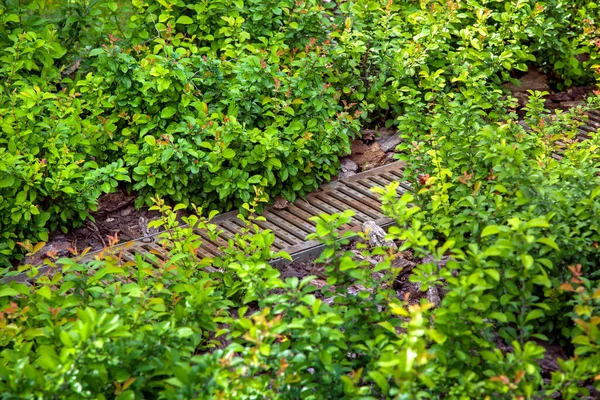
176, 16, 194, 25
525, 309, 544, 323
484, 269, 500, 282
537, 238, 559, 251
525, 217, 549, 229
89, 48, 104, 56
267, 158, 282, 169
368, 371, 390, 393
489, 312, 507, 322
248, 175, 262, 184
36, 286, 52, 300
144, 136, 156, 146
591, 185, 600, 200
222, 149, 235, 159
161, 107, 177, 119
481, 225, 501, 237
0, 287, 19, 297
521, 254, 534, 269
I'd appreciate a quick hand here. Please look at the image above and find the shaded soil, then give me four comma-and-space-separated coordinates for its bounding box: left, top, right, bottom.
24, 192, 160, 265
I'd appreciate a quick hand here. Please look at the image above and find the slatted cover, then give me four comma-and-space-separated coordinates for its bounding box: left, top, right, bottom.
85, 161, 409, 266
553, 109, 600, 159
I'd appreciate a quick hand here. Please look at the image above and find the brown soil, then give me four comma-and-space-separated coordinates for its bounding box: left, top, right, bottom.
24, 191, 160, 265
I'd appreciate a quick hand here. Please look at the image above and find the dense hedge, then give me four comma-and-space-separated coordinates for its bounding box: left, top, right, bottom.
2, 0, 600, 265
1, 1, 600, 396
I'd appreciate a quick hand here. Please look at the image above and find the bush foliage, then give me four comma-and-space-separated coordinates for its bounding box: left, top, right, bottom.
2, 0, 600, 398
2, 0, 600, 264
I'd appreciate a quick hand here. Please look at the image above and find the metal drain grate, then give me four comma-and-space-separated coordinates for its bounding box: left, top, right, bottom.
553, 109, 600, 159
85, 161, 410, 266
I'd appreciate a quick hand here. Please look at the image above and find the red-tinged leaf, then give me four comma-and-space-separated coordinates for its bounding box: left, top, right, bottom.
574, 318, 590, 333
122, 377, 137, 391
558, 283, 575, 292
514, 370, 525, 384
490, 375, 510, 385
32, 241, 46, 255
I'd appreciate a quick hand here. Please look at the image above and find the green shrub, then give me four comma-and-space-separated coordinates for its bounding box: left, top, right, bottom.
0, 5, 130, 266
2, 2, 600, 395
81, 43, 358, 209
1, 0, 599, 264
1, 193, 599, 398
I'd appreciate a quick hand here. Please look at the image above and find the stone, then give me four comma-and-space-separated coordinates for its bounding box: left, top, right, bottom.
339, 170, 357, 179
340, 157, 358, 172
349, 141, 386, 170
120, 207, 133, 217
362, 221, 397, 250
360, 129, 378, 141
350, 139, 370, 155
272, 196, 290, 210
416, 255, 451, 308
377, 129, 403, 153
338, 157, 358, 178
22, 239, 72, 265
503, 66, 550, 93
139, 216, 160, 243
549, 92, 573, 102
553, 100, 584, 109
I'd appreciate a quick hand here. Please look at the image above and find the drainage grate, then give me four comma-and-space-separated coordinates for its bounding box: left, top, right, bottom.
553, 109, 600, 159
83, 161, 410, 267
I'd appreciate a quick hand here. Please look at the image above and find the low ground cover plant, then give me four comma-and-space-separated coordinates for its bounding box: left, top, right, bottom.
1, 0, 600, 398
1, 133, 600, 397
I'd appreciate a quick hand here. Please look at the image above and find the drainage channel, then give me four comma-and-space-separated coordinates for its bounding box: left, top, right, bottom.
82, 161, 411, 268
8, 110, 598, 281
75, 109, 600, 268
553, 109, 600, 159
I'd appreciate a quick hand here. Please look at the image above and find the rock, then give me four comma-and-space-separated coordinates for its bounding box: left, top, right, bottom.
549, 92, 573, 102
338, 157, 358, 178
377, 129, 403, 153
273, 196, 290, 210
553, 100, 584, 109
349, 141, 387, 171
391, 256, 416, 269
511, 91, 531, 108
338, 170, 356, 179
504, 67, 552, 108
534, 339, 567, 373
350, 139, 370, 154
504, 67, 550, 93
415, 255, 451, 308
340, 157, 358, 172
362, 221, 397, 250
426, 286, 441, 308
22, 239, 72, 265
421, 255, 450, 269
139, 216, 160, 242
121, 207, 133, 217
360, 129, 379, 141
